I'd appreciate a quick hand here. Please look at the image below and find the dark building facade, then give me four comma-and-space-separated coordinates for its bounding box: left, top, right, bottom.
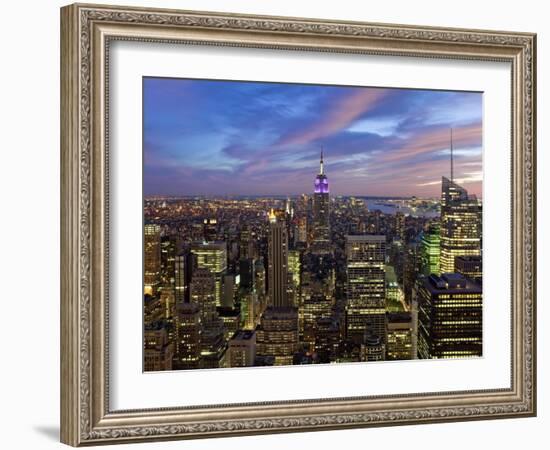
417, 273, 482, 359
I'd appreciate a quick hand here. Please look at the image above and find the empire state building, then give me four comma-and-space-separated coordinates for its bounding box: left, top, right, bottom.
312, 151, 330, 253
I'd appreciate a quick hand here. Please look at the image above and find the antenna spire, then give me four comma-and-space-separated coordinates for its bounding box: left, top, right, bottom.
320, 147, 324, 175
450, 128, 454, 183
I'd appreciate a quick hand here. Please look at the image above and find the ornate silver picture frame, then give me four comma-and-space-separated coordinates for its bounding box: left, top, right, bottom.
60, 3, 536, 446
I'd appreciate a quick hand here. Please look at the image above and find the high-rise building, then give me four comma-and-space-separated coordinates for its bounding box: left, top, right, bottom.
173, 302, 201, 370
421, 223, 441, 276
256, 306, 299, 366
160, 235, 177, 287
191, 241, 228, 306
240, 291, 259, 330
267, 210, 289, 308
299, 252, 336, 339
189, 268, 226, 368
174, 252, 186, 304
386, 312, 414, 360
296, 217, 308, 243
455, 255, 482, 283
403, 240, 423, 305
360, 332, 385, 362
144, 224, 161, 296
394, 211, 405, 241
239, 258, 255, 292
203, 217, 218, 242
217, 307, 241, 342
314, 317, 341, 363
288, 249, 301, 298
302, 293, 333, 350
144, 326, 174, 371
228, 330, 257, 367
417, 273, 482, 359
239, 226, 256, 260
222, 273, 236, 308
345, 235, 387, 345
440, 177, 482, 273
255, 258, 266, 297
312, 151, 330, 251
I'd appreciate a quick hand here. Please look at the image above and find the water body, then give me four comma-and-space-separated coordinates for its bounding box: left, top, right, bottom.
364, 199, 440, 218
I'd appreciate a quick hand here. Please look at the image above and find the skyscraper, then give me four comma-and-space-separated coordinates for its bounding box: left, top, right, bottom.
189, 268, 226, 368
386, 312, 414, 360
417, 273, 482, 359
160, 235, 177, 287
228, 330, 257, 367
173, 302, 201, 370
190, 241, 228, 307
256, 306, 299, 366
345, 235, 386, 345
439, 178, 482, 273
421, 223, 441, 276
174, 252, 186, 304
143, 326, 174, 371
299, 251, 336, 345
144, 223, 161, 296
394, 211, 405, 241
312, 151, 330, 251
454, 255, 483, 283
203, 217, 218, 242
239, 225, 256, 260
287, 250, 301, 297
267, 210, 289, 308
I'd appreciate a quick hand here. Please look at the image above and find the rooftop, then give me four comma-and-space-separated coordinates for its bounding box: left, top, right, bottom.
424, 273, 481, 294
230, 329, 255, 341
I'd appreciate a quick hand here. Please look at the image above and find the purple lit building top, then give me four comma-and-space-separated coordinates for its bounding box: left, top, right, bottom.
314, 151, 329, 194
314, 175, 329, 194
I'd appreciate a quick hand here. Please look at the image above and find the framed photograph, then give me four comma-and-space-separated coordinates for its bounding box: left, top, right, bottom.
60, 3, 536, 446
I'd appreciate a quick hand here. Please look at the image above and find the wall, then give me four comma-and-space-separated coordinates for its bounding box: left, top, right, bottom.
0, 0, 545, 449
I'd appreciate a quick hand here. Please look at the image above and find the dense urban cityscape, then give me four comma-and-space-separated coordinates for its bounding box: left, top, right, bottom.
143, 149, 483, 371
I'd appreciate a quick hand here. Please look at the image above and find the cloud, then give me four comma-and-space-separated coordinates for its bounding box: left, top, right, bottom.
277, 88, 390, 146
144, 78, 482, 198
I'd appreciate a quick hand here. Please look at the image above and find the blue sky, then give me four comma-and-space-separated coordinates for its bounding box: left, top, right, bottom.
144, 77, 482, 198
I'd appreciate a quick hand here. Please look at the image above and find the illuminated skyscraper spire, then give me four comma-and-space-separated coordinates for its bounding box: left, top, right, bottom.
312, 148, 330, 253
268, 208, 277, 223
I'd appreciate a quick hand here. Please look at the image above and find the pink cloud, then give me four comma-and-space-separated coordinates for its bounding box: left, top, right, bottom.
380, 124, 482, 164
278, 88, 390, 146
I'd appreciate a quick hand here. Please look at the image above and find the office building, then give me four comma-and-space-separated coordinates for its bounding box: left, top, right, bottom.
144, 223, 161, 296
267, 210, 289, 308
144, 326, 174, 371
360, 332, 385, 362
455, 255, 482, 283
386, 312, 414, 360
440, 177, 482, 273
174, 252, 186, 304
417, 273, 482, 359
421, 223, 441, 276
191, 241, 228, 306
189, 268, 226, 368
256, 306, 299, 366
345, 235, 387, 344
228, 330, 257, 367
173, 302, 201, 370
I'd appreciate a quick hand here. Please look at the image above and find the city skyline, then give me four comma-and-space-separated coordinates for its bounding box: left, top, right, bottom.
144, 78, 483, 198
143, 78, 483, 372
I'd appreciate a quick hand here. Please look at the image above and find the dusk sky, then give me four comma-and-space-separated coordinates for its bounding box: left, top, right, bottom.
143, 77, 482, 198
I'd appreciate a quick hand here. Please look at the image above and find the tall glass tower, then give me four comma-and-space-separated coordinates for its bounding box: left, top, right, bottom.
439, 177, 482, 273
